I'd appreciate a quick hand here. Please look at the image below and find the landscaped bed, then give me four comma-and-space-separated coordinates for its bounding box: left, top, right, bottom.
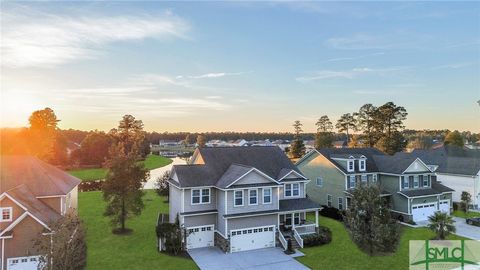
69, 154, 172, 181
79, 190, 197, 270
296, 217, 468, 270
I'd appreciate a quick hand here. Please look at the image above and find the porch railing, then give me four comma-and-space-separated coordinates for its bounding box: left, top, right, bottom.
292, 228, 304, 248
278, 229, 288, 250
294, 223, 316, 235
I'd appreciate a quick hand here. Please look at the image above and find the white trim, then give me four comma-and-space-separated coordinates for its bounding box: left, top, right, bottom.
191, 188, 211, 205
225, 190, 228, 215
36, 195, 65, 199
347, 160, 354, 172
215, 230, 227, 239
436, 172, 478, 178
233, 190, 244, 207
1, 238, 4, 270
278, 170, 307, 181
0, 193, 27, 211
390, 209, 410, 215
180, 211, 218, 217
248, 189, 258, 205
338, 197, 343, 210
225, 168, 280, 188
279, 208, 321, 214
316, 177, 323, 187
359, 158, 366, 172
181, 189, 185, 212
398, 192, 452, 199
262, 188, 272, 204
0, 207, 13, 222
402, 158, 432, 174
327, 194, 332, 207
218, 185, 281, 191
284, 183, 300, 198
225, 212, 280, 219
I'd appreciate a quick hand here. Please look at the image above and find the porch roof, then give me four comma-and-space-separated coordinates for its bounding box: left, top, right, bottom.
279, 198, 321, 212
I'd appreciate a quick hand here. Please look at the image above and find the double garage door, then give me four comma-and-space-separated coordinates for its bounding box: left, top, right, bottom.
186, 225, 214, 249
412, 200, 450, 222
230, 225, 275, 253
7, 256, 40, 270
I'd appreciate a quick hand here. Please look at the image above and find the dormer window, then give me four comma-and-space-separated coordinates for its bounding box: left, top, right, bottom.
359, 159, 366, 171
347, 160, 354, 172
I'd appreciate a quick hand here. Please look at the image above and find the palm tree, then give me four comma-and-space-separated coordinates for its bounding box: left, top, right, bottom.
427, 211, 456, 240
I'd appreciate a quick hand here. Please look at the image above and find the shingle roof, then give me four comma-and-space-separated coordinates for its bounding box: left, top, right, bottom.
5, 184, 62, 226
373, 154, 423, 174
398, 182, 454, 197
411, 146, 480, 176
279, 198, 321, 212
316, 148, 385, 173
1, 155, 81, 197
172, 146, 302, 188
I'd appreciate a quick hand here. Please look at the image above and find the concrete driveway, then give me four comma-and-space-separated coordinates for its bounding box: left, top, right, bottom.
143, 157, 185, 189
453, 217, 480, 240
188, 247, 310, 270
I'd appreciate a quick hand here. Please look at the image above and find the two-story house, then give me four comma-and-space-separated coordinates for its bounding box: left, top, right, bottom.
0, 156, 81, 270
296, 148, 454, 223
410, 146, 480, 211
168, 146, 321, 253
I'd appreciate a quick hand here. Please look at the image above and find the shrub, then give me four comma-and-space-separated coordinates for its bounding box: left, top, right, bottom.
453, 202, 460, 211
78, 180, 103, 192
320, 205, 343, 221
302, 227, 332, 247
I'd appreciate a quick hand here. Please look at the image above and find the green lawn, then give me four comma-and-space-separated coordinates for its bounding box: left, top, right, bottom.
452, 210, 480, 219
79, 190, 197, 270
68, 154, 172, 181
297, 217, 467, 270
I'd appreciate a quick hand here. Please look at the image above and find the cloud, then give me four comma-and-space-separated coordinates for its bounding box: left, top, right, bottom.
432, 62, 472, 70
325, 32, 431, 50
322, 52, 385, 63
179, 71, 250, 79
1, 7, 190, 68
296, 66, 408, 83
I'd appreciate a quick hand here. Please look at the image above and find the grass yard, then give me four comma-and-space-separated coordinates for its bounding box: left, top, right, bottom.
297, 217, 468, 270
68, 154, 172, 181
79, 190, 197, 270
452, 210, 480, 219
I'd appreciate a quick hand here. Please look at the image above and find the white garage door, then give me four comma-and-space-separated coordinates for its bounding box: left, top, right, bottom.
186, 225, 214, 249
439, 200, 450, 214
7, 256, 40, 270
230, 225, 275, 253
412, 203, 437, 222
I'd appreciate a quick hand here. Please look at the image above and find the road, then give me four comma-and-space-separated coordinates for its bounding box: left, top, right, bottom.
143, 157, 186, 189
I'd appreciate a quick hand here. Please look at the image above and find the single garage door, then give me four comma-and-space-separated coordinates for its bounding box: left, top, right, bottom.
186, 225, 214, 249
7, 256, 40, 270
439, 200, 450, 213
230, 225, 275, 253
412, 203, 437, 222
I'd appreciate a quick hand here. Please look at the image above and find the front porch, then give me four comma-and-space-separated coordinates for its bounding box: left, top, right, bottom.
277, 210, 319, 250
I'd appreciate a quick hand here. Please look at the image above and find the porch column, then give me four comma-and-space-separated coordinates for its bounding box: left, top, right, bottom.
315, 210, 319, 228
291, 213, 295, 229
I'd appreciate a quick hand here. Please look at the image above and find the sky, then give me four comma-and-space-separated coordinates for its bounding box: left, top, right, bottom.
1, 1, 479, 133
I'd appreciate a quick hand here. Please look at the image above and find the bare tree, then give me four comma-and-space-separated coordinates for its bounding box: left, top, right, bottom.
33, 213, 87, 270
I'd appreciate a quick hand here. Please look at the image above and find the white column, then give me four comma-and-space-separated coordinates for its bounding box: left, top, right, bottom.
291, 213, 295, 229
315, 210, 319, 228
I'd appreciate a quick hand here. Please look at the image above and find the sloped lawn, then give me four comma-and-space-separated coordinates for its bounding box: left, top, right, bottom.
69, 154, 172, 181
79, 190, 197, 270
452, 210, 480, 219
297, 217, 468, 270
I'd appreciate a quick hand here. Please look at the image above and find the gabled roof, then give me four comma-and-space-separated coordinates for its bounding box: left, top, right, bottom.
411, 146, 480, 176
398, 182, 454, 198
306, 148, 385, 174
3, 184, 61, 227
1, 155, 81, 197
171, 146, 304, 188
373, 154, 428, 174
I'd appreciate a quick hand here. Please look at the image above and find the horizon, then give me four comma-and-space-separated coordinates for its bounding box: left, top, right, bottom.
1, 2, 479, 133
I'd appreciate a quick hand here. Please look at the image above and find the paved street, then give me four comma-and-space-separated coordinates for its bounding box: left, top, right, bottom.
143, 157, 186, 189
453, 217, 480, 240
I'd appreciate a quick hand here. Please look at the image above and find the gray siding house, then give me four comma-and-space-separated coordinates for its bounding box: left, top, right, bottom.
168, 146, 321, 253
296, 148, 454, 223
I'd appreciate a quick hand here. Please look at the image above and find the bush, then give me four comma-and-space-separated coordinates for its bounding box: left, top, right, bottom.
78, 180, 103, 192
302, 227, 332, 247
453, 202, 460, 211
320, 205, 344, 221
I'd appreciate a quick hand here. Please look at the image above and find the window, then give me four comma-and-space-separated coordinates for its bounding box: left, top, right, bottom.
191, 188, 210, 204
361, 174, 368, 184
338, 197, 343, 210
423, 175, 429, 187
349, 175, 356, 188
249, 189, 258, 205
294, 213, 300, 225
372, 174, 377, 183
327, 194, 332, 207
263, 188, 272, 204
234, 190, 244, 206
347, 160, 354, 172
0, 207, 12, 222
316, 177, 323, 187
402, 176, 409, 189
284, 183, 300, 197
359, 159, 366, 171
413, 176, 419, 188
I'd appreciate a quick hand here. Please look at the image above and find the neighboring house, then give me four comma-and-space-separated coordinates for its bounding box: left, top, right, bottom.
0, 156, 81, 270
410, 146, 480, 210
332, 141, 347, 149
296, 148, 454, 223
168, 146, 321, 253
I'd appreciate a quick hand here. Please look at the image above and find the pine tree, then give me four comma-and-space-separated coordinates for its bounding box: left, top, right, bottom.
289, 121, 305, 158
